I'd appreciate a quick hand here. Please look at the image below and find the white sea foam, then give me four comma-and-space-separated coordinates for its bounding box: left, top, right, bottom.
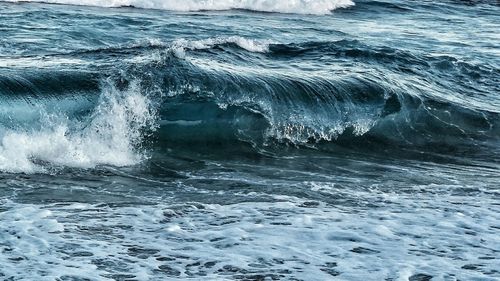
1, 190, 498, 280
171, 36, 272, 59
125, 36, 272, 64
4, 0, 354, 15
0, 81, 156, 173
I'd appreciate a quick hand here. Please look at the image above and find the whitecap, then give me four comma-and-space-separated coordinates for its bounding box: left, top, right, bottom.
4, 0, 355, 15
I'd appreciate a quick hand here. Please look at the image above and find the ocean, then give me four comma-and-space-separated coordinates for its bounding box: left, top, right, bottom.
0, 0, 499, 280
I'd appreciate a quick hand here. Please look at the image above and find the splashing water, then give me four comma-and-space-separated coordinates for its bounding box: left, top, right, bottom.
0, 81, 156, 173
3, 0, 355, 14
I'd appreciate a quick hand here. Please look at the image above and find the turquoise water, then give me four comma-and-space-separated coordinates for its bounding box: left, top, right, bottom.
0, 1, 499, 280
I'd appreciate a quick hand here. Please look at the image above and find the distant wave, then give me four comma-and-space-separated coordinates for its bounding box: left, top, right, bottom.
3, 0, 355, 14
172, 37, 272, 55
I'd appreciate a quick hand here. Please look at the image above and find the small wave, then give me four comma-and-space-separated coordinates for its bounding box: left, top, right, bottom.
25, 37, 271, 61
3, 0, 355, 14
171, 36, 272, 58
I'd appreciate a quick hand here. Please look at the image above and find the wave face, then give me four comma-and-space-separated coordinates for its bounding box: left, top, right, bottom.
154, 39, 500, 149
2, 0, 355, 14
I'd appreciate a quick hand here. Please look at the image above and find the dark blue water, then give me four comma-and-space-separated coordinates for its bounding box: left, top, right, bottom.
1, 1, 499, 280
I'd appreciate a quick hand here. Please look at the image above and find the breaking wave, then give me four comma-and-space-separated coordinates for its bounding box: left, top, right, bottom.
1, 37, 499, 172
2, 0, 355, 14
0, 80, 157, 173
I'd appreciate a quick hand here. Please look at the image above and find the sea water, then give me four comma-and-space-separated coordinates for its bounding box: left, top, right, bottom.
0, 1, 499, 280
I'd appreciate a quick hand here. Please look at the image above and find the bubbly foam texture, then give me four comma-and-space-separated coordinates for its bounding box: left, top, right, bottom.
1, 189, 498, 280
4, 0, 355, 14
0, 81, 156, 173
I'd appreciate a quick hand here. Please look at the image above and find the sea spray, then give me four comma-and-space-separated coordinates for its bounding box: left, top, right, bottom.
0, 80, 157, 173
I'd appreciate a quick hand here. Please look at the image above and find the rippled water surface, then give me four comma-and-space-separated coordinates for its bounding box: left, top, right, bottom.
0, 0, 499, 280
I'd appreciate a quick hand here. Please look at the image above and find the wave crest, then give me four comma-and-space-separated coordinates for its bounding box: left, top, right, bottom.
4, 0, 355, 14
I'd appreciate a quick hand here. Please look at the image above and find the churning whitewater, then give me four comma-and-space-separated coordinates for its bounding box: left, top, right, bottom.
0, 0, 499, 280
3, 0, 355, 14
